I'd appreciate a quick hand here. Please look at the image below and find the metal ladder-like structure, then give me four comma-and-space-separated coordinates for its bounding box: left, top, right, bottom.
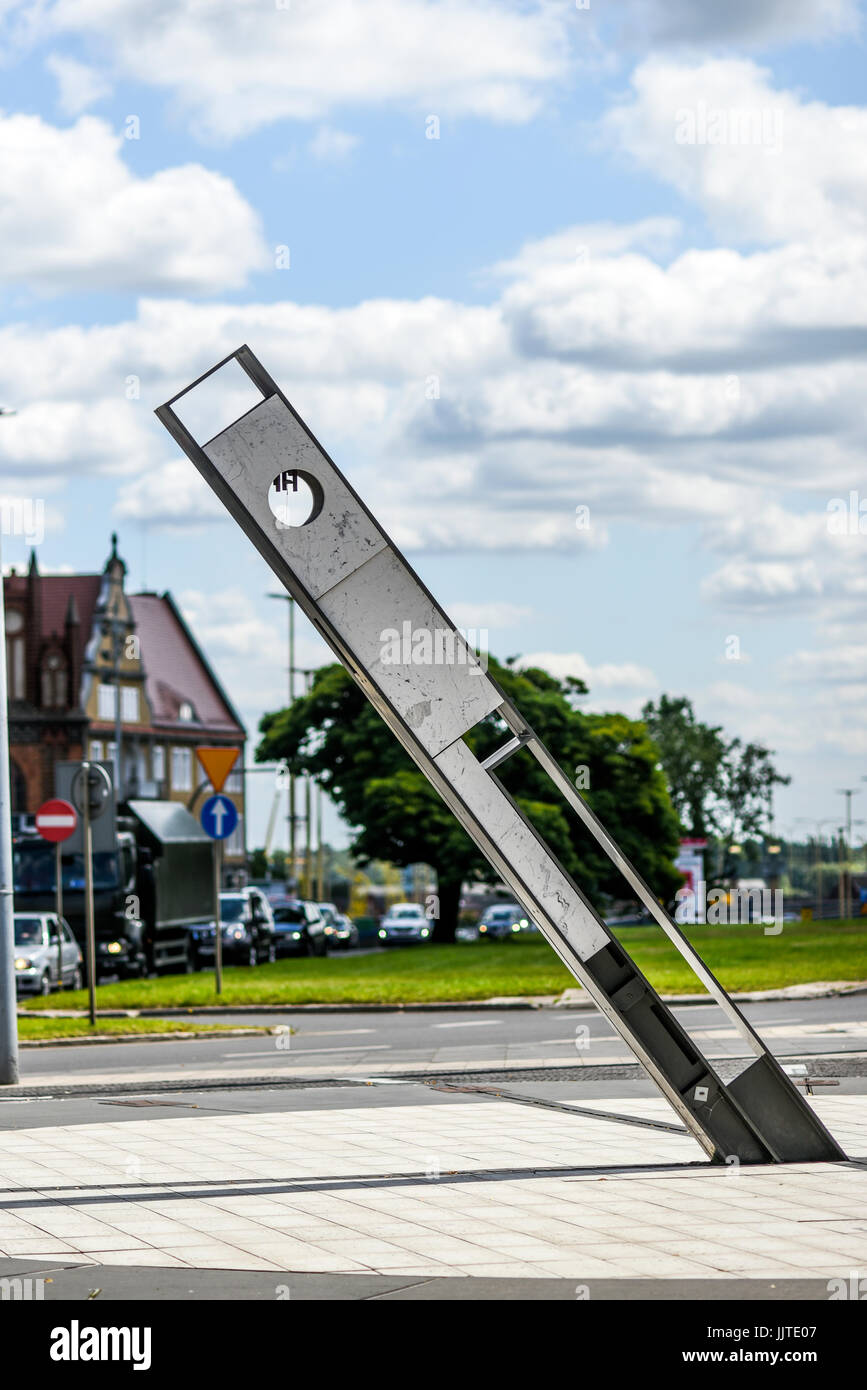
157, 346, 845, 1166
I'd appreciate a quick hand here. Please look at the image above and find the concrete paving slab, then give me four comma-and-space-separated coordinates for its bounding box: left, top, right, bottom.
0, 1093, 864, 1285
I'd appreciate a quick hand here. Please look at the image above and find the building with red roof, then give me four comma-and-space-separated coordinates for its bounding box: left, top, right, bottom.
6, 537, 246, 865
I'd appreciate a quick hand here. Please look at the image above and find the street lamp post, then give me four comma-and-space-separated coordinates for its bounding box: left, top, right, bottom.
267, 593, 298, 886
0, 529, 19, 1084
837, 789, 859, 920
0, 409, 18, 1083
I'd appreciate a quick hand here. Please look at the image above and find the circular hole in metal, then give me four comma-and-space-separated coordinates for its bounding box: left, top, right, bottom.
267, 470, 324, 528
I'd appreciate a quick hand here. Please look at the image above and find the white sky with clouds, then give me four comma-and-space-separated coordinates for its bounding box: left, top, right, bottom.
1, 0, 866, 849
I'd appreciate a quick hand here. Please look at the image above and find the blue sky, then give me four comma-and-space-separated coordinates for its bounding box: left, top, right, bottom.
1, 0, 866, 851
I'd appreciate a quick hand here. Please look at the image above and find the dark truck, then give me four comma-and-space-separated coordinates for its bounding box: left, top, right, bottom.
12, 793, 213, 981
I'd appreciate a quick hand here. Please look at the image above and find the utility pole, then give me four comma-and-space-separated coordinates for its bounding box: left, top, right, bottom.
316, 782, 324, 900
0, 409, 19, 1084
837, 789, 858, 919
267, 593, 297, 888
0, 527, 19, 1084
299, 668, 316, 899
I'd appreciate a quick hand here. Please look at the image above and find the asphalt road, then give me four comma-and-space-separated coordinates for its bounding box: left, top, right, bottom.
12, 993, 867, 1089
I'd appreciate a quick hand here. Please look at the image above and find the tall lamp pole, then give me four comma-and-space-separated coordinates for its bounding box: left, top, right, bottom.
837, 789, 859, 920
0, 407, 19, 1082
268, 594, 297, 886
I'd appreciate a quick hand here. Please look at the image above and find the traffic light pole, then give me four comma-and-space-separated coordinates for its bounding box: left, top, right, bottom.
156, 346, 845, 1165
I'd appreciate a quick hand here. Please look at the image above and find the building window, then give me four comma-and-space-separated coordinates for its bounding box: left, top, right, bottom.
41, 651, 67, 709
152, 746, 165, 781
225, 812, 244, 857
171, 746, 192, 792
98, 683, 117, 720
90, 740, 104, 761
6, 608, 25, 700
121, 686, 139, 723
179, 700, 195, 722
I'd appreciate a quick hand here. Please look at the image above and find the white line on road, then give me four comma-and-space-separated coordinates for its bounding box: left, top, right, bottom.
431, 1020, 504, 1029
291, 1029, 378, 1037
220, 1044, 391, 1058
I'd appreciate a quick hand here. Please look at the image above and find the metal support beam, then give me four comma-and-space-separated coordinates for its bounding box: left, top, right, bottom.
156, 347, 844, 1166
480, 733, 531, 773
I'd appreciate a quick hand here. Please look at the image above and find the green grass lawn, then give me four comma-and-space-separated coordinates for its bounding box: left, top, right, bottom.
17, 1017, 260, 1041
20, 920, 867, 1011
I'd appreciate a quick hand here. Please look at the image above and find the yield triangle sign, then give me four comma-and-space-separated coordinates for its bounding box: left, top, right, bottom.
196, 746, 240, 793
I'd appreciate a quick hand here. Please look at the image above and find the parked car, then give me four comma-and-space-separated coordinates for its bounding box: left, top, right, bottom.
272, 900, 328, 957
378, 902, 431, 946
334, 913, 361, 950
455, 923, 480, 943
316, 902, 360, 951
477, 902, 535, 940
13, 912, 83, 995
190, 888, 276, 968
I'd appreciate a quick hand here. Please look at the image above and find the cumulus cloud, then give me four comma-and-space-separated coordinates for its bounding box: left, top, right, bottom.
114, 458, 226, 529
45, 52, 111, 114
21, 0, 570, 140
177, 585, 331, 720
0, 113, 269, 293
519, 650, 658, 692
604, 58, 867, 245
612, 0, 859, 48
447, 601, 534, 631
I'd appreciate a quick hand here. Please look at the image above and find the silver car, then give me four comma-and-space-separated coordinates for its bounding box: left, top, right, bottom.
377, 902, 432, 945
14, 912, 83, 996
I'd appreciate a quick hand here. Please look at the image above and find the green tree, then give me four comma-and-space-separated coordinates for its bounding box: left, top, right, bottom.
642, 695, 790, 843
248, 847, 269, 879
717, 739, 791, 842
641, 695, 727, 836
258, 657, 682, 941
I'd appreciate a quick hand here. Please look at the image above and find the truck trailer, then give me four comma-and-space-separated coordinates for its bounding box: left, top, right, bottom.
12, 796, 214, 981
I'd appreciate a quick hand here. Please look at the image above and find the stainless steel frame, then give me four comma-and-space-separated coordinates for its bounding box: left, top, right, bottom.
156, 346, 844, 1165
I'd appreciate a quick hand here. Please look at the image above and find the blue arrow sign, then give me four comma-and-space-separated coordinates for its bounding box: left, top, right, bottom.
201, 794, 239, 841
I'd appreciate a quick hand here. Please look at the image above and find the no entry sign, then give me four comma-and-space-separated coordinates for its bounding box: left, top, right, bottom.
35, 798, 78, 843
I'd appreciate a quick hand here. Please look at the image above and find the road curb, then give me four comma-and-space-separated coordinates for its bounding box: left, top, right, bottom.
17, 1026, 274, 1049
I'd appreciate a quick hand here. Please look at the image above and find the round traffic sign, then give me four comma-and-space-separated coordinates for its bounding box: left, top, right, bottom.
201, 794, 239, 841
35, 798, 78, 843
71, 762, 113, 820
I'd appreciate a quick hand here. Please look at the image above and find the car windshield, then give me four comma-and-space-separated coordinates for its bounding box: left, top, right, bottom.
13, 843, 120, 893
485, 907, 518, 922
274, 906, 305, 925
219, 896, 247, 923
14, 917, 45, 946
391, 907, 422, 919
